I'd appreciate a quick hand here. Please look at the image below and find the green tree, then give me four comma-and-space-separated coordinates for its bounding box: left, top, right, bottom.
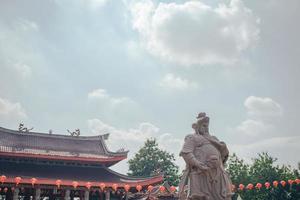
226, 152, 300, 200
128, 138, 180, 186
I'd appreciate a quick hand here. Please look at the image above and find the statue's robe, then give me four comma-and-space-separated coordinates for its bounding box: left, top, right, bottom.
180, 134, 232, 200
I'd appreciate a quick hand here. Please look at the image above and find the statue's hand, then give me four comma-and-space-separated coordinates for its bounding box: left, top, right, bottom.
195, 162, 209, 171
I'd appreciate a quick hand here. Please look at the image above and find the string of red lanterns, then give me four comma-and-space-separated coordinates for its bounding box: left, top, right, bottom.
1, 175, 299, 193
236, 178, 300, 191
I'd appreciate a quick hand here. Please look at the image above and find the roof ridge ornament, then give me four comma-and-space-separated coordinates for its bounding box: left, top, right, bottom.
18, 123, 34, 133
67, 129, 80, 137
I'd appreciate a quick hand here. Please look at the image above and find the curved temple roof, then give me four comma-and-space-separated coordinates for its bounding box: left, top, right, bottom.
0, 127, 128, 166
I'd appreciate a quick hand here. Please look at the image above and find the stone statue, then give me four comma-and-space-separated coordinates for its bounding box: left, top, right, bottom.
179, 113, 232, 200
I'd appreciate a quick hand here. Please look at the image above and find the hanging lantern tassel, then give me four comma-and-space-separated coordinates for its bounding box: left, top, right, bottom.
170, 186, 176, 193
100, 183, 106, 191
147, 185, 153, 192
56, 180, 62, 188
31, 178, 37, 187
112, 184, 118, 191
15, 177, 22, 186
124, 184, 130, 192
1, 175, 7, 184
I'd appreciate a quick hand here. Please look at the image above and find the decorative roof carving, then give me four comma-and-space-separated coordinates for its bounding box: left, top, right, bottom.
0, 126, 128, 165
18, 123, 34, 133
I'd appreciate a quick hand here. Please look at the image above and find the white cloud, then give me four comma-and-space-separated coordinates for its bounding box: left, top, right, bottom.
88, 88, 131, 106
244, 96, 282, 117
235, 119, 274, 137
0, 97, 27, 119
159, 73, 198, 90
87, 119, 184, 173
230, 135, 300, 168
14, 19, 39, 32
13, 63, 32, 79
229, 96, 299, 168
130, 0, 259, 65
83, 0, 108, 10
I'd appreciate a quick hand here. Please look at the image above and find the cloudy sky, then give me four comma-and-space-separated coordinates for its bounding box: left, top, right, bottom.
0, 0, 299, 174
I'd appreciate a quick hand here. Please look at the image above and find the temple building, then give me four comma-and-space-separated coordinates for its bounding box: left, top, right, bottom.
0, 126, 163, 200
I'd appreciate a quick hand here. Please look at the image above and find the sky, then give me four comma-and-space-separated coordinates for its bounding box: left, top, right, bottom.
0, 0, 299, 174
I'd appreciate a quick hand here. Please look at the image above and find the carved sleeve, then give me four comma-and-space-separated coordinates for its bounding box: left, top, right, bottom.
180, 135, 207, 170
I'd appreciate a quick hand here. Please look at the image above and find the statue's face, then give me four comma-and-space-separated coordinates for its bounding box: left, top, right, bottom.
198, 121, 209, 135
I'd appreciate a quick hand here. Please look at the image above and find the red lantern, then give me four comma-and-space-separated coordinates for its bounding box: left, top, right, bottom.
238, 184, 245, 191
124, 184, 130, 192
295, 179, 300, 184
4, 188, 8, 193
255, 183, 262, 190
288, 179, 294, 185
112, 184, 118, 191
56, 180, 62, 188
31, 178, 37, 186
273, 181, 278, 187
147, 185, 154, 192
99, 183, 106, 191
86, 182, 92, 190
136, 185, 142, 192
246, 183, 253, 190
0, 188, 2, 192
264, 182, 270, 189
72, 181, 79, 189
1, 175, 6, 184
170, 186, 176, 193
159, 186, 165, 193
11, 187, 15, 191
15, 177, 21, 185
280, 180, 286, 187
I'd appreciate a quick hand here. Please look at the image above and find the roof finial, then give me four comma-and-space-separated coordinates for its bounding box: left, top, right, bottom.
18, 123, 34, 133
67, 129, 80, 137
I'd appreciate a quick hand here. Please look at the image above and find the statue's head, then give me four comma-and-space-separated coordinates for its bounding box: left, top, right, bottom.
193, 112, 210, 135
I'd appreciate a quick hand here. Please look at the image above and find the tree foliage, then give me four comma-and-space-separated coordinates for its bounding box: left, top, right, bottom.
128, 138, 180, 186
226, 152, 300, 200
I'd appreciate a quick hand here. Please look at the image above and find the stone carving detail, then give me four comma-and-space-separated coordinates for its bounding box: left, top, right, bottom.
67, 129, 80, 137
179, 113, 233, 200
18, 123, 34, 133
